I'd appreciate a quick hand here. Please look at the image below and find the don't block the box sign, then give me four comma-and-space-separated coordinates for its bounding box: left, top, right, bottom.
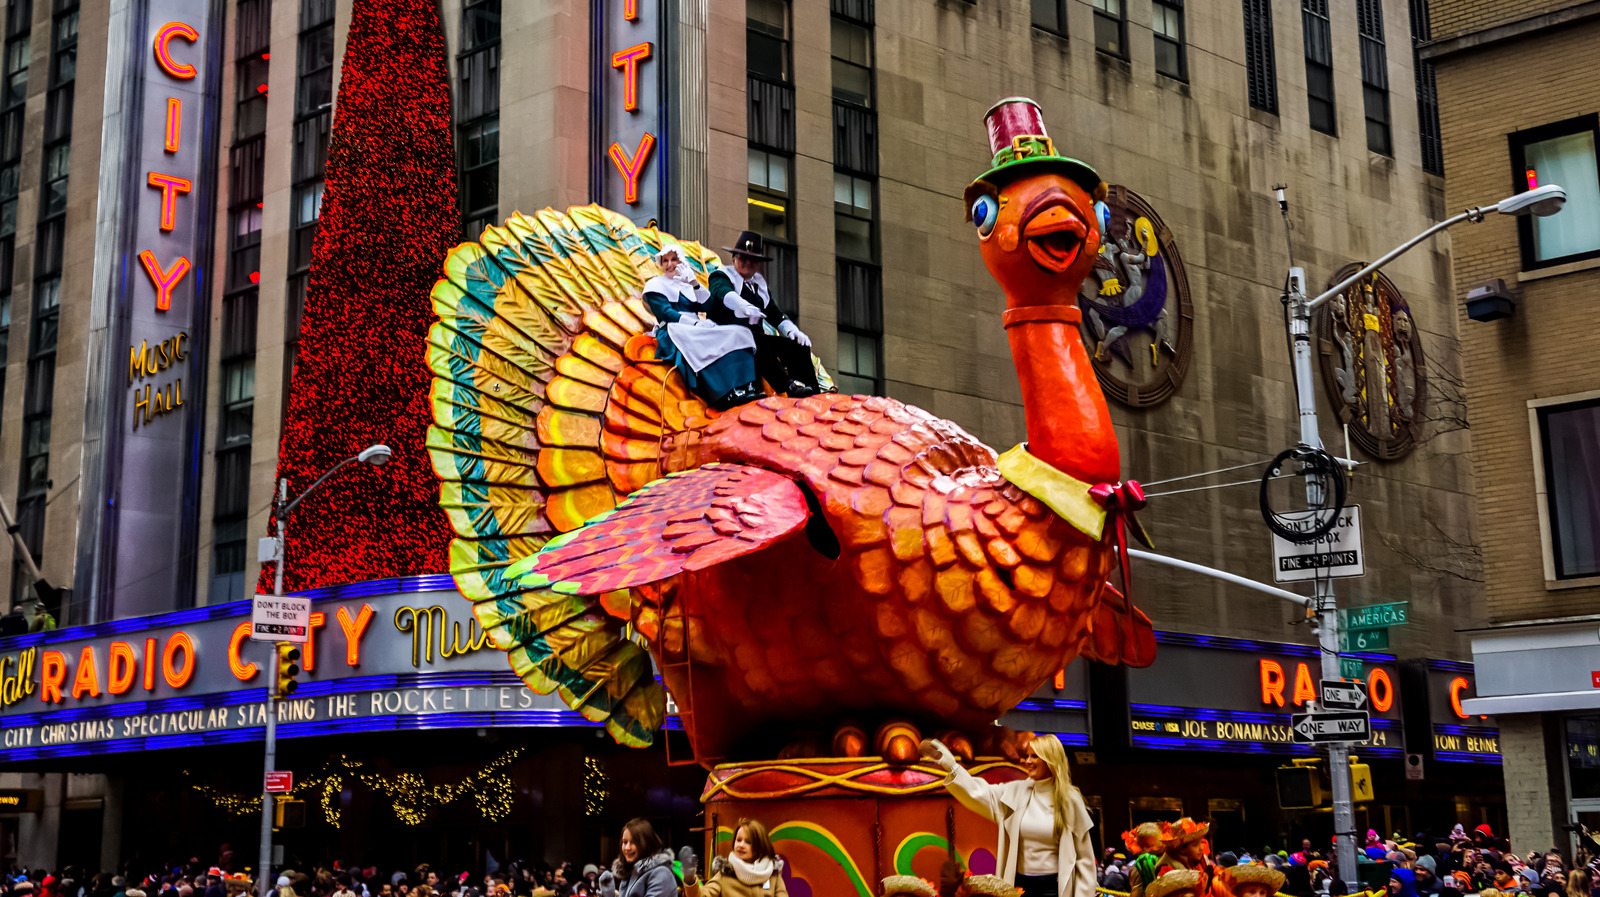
594, 0, 666, 226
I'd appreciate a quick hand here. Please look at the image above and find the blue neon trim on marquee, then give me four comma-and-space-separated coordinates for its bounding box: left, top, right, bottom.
1434, 750, 1501, 765
1130, 703, 1401, 729
0, 710, 685, 763
0, 574, 459, 653
1153, 630, 1397, 663
1014, 699, 1089, 712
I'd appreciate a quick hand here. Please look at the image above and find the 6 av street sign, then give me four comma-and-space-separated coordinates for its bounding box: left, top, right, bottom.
1321, 679, 1368, 711
1291, 710, 1371, 744
1339, 627, 1390, 651
1271, 506, 1364, 582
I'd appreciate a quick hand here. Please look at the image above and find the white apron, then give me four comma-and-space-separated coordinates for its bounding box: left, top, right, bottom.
647, 275, 755, 372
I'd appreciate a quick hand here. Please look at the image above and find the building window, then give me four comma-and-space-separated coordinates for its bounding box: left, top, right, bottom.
1153, 0, 1185, 80
1302, 0, 1335, 135
747, 0, 789, 83
1031, 0, 1066, 36
236, 50, 269, 140
1407, 0, 1441, 175
836, 260, 882, 396
834, 171, 873, 262
3, 35, 25, 109
1512, 116, 1600, 269
295, 18, 333, 117
1243, 0, 1278, 114
457, 0, 499, 238
748, 147, 789, 241
1536, 397, 1600, 580
831, 19, 872, 107
1356, 0, 1390, 155
1092, 0, 1125, 56
286, 0, 334, 379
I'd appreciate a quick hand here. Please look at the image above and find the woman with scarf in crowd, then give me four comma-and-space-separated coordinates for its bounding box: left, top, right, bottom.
684, 819, 786, 896
602, 819, 679, 897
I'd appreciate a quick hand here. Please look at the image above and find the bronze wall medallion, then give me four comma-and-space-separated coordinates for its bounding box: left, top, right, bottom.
1076, 185, 1193, 408
1315, 265, 1427, 461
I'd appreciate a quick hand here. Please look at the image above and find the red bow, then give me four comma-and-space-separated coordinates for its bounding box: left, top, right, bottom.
1090, 480, 1153, 594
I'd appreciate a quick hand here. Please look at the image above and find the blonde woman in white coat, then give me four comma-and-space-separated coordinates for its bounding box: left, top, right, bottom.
919, 734, 1095, 897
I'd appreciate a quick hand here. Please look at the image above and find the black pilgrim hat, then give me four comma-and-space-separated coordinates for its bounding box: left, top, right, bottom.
722, 230, 772, 261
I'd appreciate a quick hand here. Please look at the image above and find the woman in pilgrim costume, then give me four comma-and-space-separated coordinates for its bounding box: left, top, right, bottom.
684, 818, 788, 896
920, 734, 1096, 897
706, 231, 823, 400
642, 242, 761, 411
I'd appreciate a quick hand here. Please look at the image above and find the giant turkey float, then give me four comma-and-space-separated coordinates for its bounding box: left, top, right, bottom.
425, 97, 1157, 897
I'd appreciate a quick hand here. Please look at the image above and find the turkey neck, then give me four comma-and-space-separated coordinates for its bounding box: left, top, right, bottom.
1004, 296, 1120, 486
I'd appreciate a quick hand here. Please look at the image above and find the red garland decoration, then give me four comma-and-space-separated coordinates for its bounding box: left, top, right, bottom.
263, 0, 456, 593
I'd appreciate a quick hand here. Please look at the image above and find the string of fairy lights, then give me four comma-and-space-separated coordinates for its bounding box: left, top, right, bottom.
184, 749, 523, 828
582, 757, 607, 817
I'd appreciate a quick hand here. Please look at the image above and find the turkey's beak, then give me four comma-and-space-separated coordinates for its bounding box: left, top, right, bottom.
1021, 191, 1088, 274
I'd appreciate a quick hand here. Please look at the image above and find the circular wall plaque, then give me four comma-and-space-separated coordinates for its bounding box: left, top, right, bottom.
1075, 185, 1193, 408
1315, 265, 1427, 461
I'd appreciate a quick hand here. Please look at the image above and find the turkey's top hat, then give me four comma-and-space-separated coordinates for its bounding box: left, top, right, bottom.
723, 230, 772, 261
966, 97, 1103, 210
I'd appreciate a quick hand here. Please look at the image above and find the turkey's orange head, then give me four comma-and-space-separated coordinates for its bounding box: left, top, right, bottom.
966, 171, 1101, 309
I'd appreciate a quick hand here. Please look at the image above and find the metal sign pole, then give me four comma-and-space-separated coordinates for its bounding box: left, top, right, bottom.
257, 478, 287, 897
1287, 267, 1358, 878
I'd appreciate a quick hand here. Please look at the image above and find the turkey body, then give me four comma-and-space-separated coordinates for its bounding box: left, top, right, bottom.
643, 391, 1113, 761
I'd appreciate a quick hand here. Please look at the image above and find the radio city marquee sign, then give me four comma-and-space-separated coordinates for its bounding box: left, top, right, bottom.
1125, 638, 1497, 758
594, 0, 666, 225
0, 589, 589, 758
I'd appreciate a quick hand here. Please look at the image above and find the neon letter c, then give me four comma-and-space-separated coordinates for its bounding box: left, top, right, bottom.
154, 22, 199, 79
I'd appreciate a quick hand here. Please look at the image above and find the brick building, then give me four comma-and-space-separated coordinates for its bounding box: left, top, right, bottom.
1425, 0, 1600, 854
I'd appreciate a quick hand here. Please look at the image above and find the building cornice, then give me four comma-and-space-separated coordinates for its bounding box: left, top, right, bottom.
1421, 1, 1600, 61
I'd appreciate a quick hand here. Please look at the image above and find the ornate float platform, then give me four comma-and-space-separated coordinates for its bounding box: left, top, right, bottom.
700, 757, 1026, 897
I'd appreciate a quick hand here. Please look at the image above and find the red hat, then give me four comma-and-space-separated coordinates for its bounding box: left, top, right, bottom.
1476, 824, 1494, 837
967, 97, 1103, 211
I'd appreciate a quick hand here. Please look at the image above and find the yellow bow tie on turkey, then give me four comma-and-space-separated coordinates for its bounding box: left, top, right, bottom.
996, 444, 1107, 541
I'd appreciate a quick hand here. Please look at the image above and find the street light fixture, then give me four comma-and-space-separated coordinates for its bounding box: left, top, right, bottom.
1280, 185, 1565, 879
256, 443, 390, 897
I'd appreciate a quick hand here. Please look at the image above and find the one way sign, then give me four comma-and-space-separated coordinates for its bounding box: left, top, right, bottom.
1291, 711, 1371, 744
1321, 679, 1369, 711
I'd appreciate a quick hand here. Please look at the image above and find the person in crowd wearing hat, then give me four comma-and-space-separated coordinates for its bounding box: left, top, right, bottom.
643, 241, 762, 410
954, 876, 1023, 897
921, 733, 1094, 897
1132, 820, 1213, 897
1126, 824, 1164, 897
880, 875, 937, 897
1147, 871, 1204, 897
1218, 864, 1286, 897
707, 231, 822, 401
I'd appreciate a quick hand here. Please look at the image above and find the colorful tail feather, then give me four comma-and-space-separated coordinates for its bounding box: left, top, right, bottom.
425, 205, 722, 746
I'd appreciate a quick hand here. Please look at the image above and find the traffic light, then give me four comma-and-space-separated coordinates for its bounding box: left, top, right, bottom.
1275, 759, 1324, 809
274, 798, 306, 828
1349, 754, 1375, 802
274, 644, 301, 698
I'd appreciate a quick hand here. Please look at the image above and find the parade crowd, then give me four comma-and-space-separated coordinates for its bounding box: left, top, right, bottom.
0, 819, 1595, 897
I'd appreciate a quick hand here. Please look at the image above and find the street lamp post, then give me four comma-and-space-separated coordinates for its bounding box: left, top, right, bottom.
256, 444, 392, 897
1278, 182, 1565, 878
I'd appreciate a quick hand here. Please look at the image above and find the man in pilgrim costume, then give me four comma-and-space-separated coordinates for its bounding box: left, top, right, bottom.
707, 231, 823, 399
642, 241, 762, 410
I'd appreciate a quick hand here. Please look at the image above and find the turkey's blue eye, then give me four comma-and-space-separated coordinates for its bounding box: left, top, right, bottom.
971, 195, 998, 237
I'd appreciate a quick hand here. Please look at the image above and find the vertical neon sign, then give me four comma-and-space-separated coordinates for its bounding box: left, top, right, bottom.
595, 0, 664, 225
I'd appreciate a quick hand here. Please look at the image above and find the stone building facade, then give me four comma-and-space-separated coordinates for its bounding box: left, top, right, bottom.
1426, 0, 1600, 855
